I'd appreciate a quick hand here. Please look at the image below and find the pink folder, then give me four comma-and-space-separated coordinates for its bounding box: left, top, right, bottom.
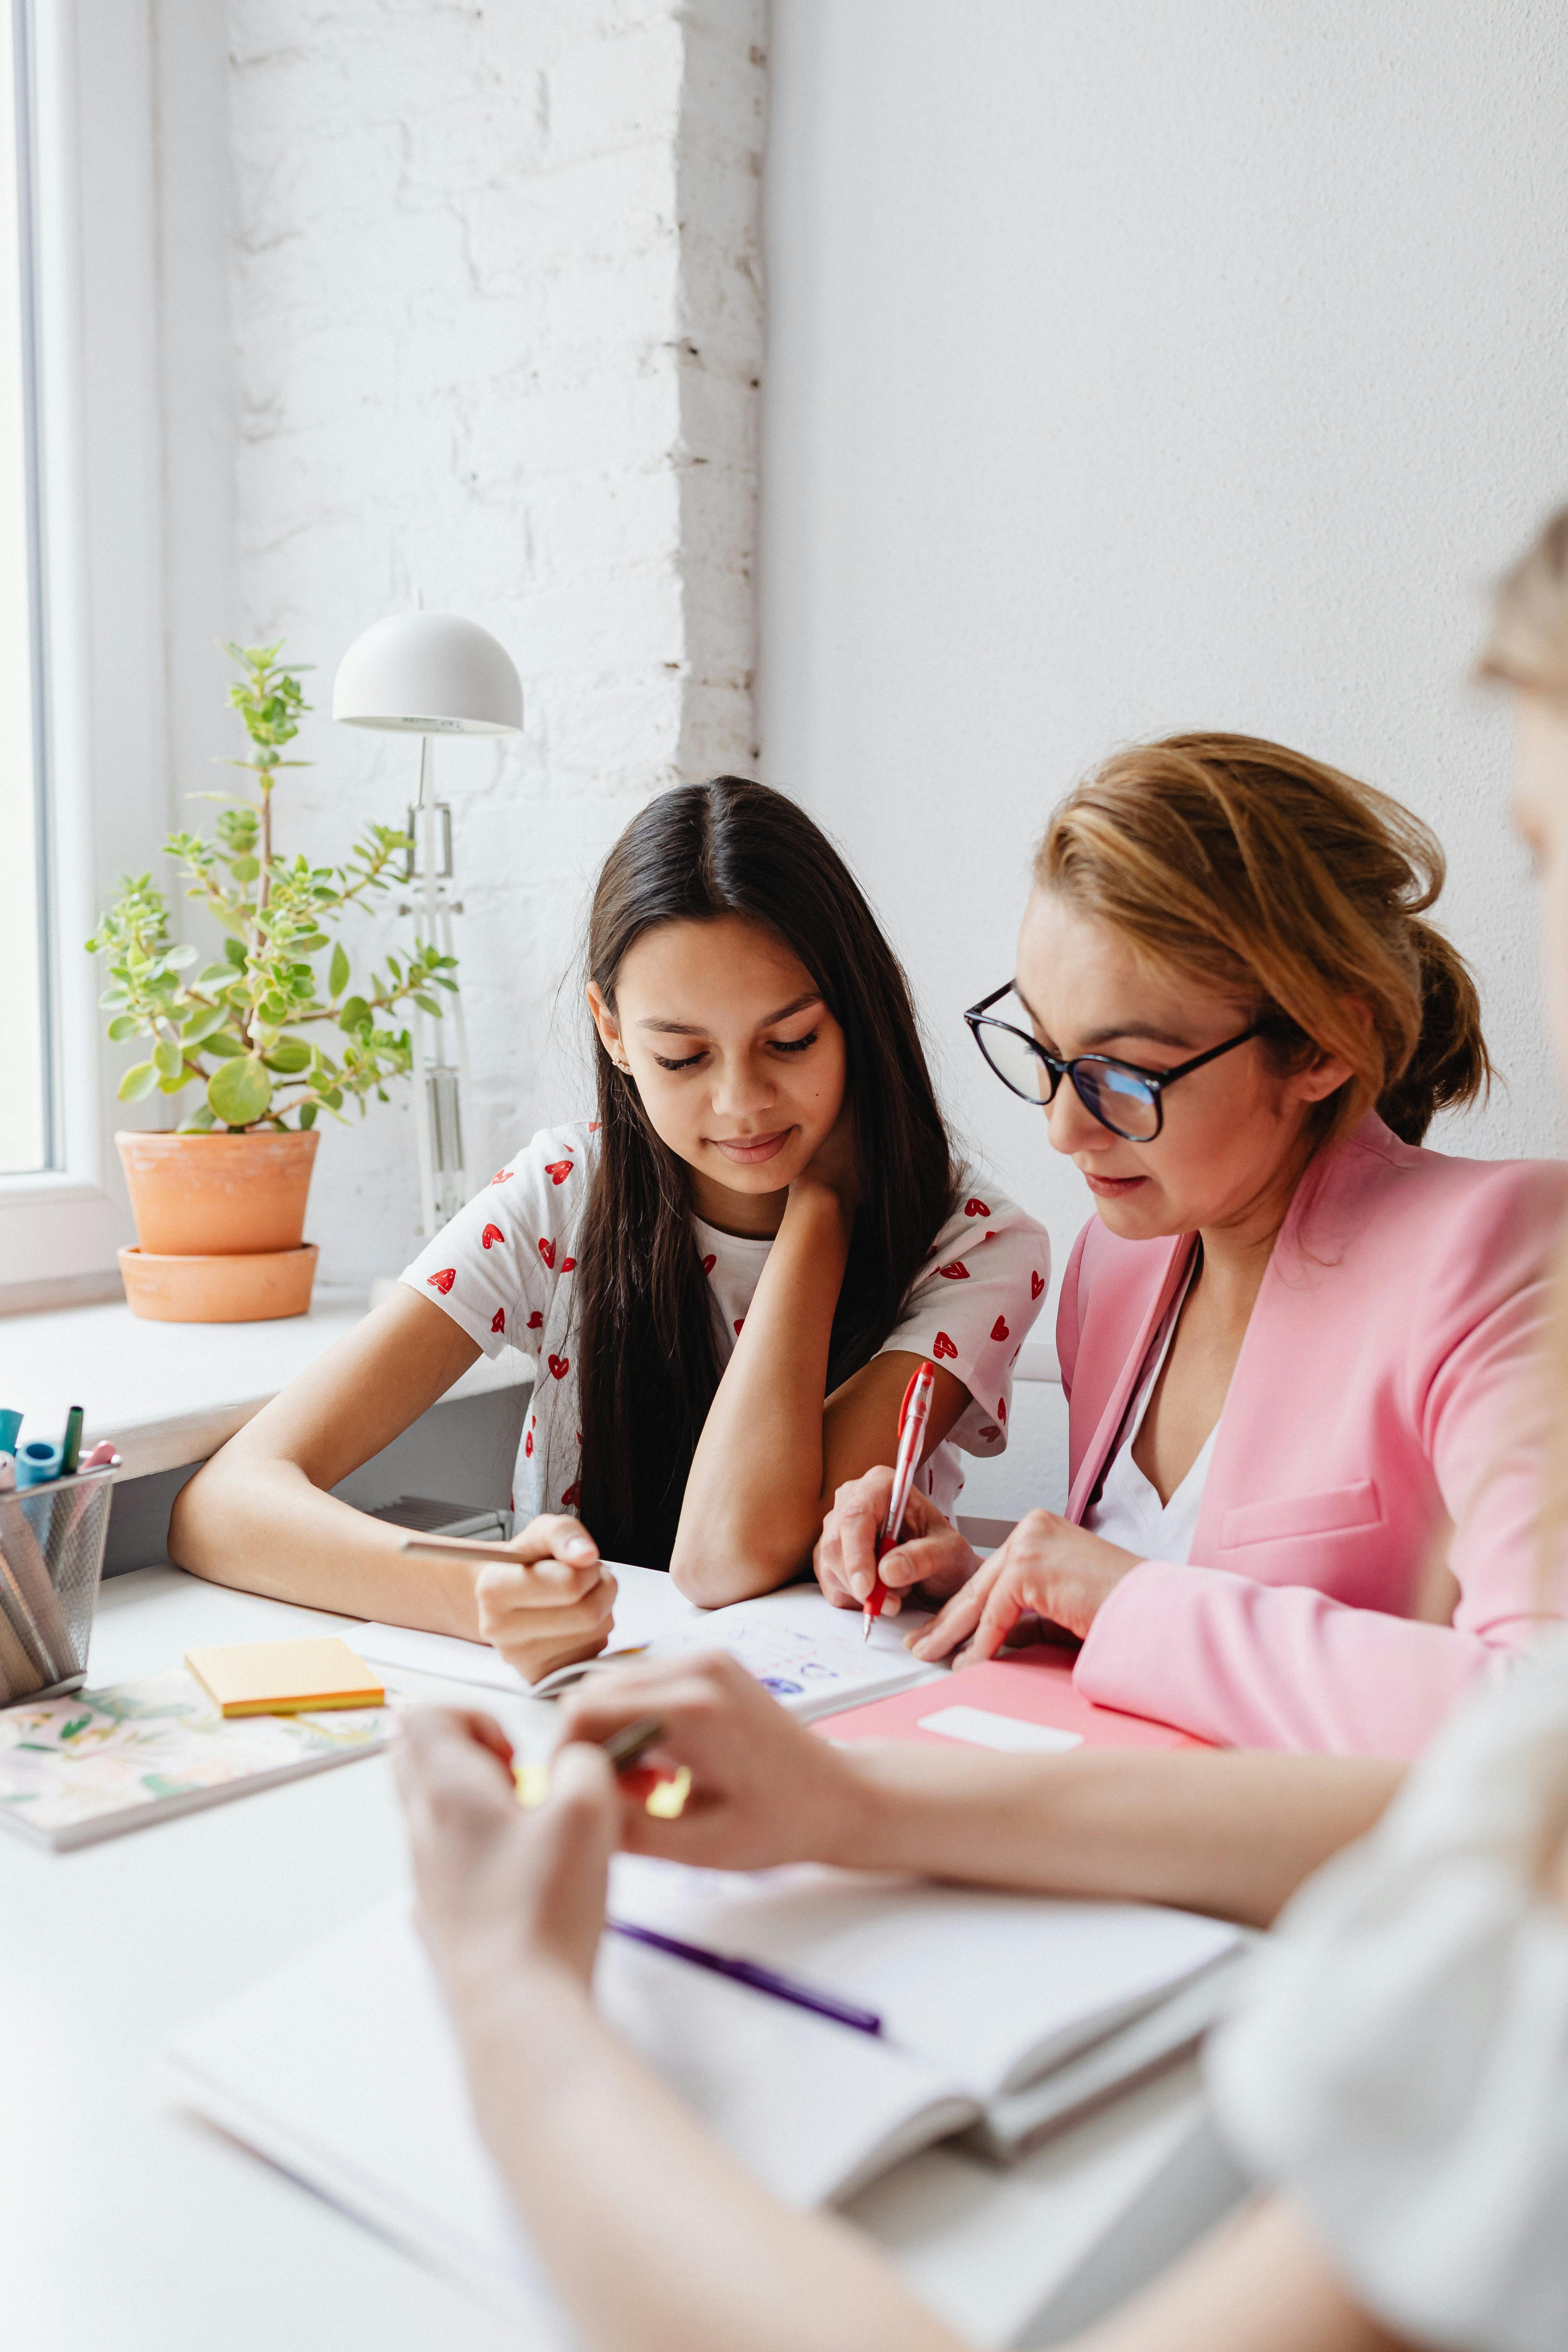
812, 1647, 1211, 1750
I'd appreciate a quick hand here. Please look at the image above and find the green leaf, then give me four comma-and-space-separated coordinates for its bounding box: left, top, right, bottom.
298, 1101, 317, 1129
224, 937, 247, 968
207, 1056, 272, 1128
201, 1030, 245, 1058
412, 993, 442, 1017
153, 1037, 183, 1080
182, 1003, 228, 1042
177, 1104, 217, 1133
163, 943, 199, 969
196, 961, 236, 987
107, 1014, 140, 1042
328, 943, 350, 997
338, 994, 370, 1034
117, 1061, 158, 1101
263, 1038, 311, 1074
99, 986, 131, 1010
158, 1069, 192, 1095
229, 854, 260, 882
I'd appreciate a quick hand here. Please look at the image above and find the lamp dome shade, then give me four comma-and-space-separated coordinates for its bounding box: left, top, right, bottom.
332, 610, 523, 735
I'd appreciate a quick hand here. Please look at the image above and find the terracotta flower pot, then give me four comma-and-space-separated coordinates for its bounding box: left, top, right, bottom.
115, 1130, 321, 1322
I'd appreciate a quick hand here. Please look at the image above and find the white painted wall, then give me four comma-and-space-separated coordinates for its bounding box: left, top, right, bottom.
757, 0, 1568, 1328
216, 0, 762, 1284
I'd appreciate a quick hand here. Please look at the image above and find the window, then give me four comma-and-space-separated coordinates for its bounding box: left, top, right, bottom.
0, 0, 45, 1178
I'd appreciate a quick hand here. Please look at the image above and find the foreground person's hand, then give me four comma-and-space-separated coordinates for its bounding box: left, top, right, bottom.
814, 1468, 982, 1616
473, 1514, 618, 1685
908, 1510, 1141, 1663
559, 1651, 857, 1870
394, 1707, 617, 1998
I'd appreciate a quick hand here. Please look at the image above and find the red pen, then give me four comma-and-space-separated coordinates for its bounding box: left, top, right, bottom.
864, 1360, 937, 1640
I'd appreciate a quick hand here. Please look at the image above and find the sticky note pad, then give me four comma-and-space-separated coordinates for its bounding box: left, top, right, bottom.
915, 1704, 1084, 1756
185, 1639, 384, 1717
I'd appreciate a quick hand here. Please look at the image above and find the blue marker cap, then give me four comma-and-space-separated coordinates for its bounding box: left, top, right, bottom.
0, 1409, 20, 1455
17, 1439, 62, 1488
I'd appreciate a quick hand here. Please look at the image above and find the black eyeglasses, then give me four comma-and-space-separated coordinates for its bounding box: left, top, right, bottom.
964, 983, 1259, 1142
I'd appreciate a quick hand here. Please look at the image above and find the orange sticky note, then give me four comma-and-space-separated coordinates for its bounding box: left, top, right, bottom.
185, 1638, 384, 1717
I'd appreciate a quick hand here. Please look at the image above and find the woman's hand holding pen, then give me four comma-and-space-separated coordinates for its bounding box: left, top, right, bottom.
559, 1653, 854, 1871
474, 1515, 619, 1687
814, 1468, 982, 1616
395, 1708, 618, 2001
907, 1511, 1142, 1664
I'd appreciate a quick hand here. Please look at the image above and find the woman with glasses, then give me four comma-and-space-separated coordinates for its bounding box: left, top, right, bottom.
816, 734, 1568, 1753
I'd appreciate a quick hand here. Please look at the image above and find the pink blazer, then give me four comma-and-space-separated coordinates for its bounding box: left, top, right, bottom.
1059, 1114, 1568, 1755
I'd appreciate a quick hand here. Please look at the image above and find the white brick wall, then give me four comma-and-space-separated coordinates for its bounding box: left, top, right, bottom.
213, 0, 763, 1280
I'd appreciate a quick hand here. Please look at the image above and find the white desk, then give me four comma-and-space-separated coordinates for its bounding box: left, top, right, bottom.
1, 1569, 1246, 2350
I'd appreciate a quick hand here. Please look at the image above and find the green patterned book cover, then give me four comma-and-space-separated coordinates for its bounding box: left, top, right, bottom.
0, 1670, 393, 1850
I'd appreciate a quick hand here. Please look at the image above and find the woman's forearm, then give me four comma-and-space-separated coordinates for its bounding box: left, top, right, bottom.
171, 1443, 482, 1633
458, 1964, 964, 2352
671, 1185, 852, 1604
1075, 2196, 1409, 2352
819, 1745, 1402, 1929
168, 1286, 486, 1632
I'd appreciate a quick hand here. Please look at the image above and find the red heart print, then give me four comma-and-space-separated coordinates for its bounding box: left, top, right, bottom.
548, 1353, 570, 1380
481, 1223, 504, 1250
561, 1256, 576, 1273
979, 1423, 1001, 1441
997, 1398, 1007, 1424
526, 1309, 543, 1331
491, 1307, 505, 1335
1031, 1270, 1045, 1300
937, 1259, 969, 1280
933, 1331, 958, 1361
525, 1426, 533, 1457
589, 1120, 601, 1132
490, 1169, 511, 1186
538, 1237, 556, 1269
991, 1316, 1009, 1342
427, 1268, 456, 1295
544, 1159, 574, 1186
561, 1481, 581, 1509
964, 1197, 991, 1218
701, 1253, 716, 1276
984, 1230, 997, 1241
734, 1317, 746, 1336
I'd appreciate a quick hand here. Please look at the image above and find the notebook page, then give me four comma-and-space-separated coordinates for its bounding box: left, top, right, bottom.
611, 1855, 1242, 2099
164, 1898, 975, 2306
357, 1563, 943, 1721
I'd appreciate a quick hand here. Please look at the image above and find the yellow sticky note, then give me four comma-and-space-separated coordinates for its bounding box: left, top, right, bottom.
185, 1639, 384, 1717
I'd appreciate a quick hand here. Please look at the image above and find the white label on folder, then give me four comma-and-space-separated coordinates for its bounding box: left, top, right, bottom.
915, 1705, 1084, 1756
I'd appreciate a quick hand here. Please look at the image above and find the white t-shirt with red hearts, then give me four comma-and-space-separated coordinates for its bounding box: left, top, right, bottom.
400, 1120, 1050, 1536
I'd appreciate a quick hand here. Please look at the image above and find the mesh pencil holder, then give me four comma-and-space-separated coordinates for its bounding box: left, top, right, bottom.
0, 1470, 115, 1706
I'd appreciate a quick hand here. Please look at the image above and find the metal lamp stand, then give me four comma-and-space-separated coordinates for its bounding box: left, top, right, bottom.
402, 737, 474, 1239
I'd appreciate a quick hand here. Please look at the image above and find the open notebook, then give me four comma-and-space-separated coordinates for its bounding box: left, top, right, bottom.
355, 1562, 944, 1722
164, 1861, 1245, 2324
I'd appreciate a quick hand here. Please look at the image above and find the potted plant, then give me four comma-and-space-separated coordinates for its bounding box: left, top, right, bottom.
87, 643, 456, 1322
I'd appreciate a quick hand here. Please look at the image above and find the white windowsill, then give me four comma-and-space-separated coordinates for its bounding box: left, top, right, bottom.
4, 1286, 534, 1479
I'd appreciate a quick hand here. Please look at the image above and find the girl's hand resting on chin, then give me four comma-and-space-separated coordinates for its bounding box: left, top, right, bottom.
814, 1467, 983, 1616
908, 1510, 1142, 1664
473, 1515, 618, 1687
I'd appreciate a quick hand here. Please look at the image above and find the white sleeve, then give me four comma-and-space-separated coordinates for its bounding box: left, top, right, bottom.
876, 1180, 1050, 1456
1206, 1641, 1568, 2352
399, 1124, 587, 1358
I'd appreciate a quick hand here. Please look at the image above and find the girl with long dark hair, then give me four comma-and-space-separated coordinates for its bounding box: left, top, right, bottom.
172, 780, 1049, 1667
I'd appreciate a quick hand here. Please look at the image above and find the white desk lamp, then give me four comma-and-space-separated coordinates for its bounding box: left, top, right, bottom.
333, 610, 523, 1238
